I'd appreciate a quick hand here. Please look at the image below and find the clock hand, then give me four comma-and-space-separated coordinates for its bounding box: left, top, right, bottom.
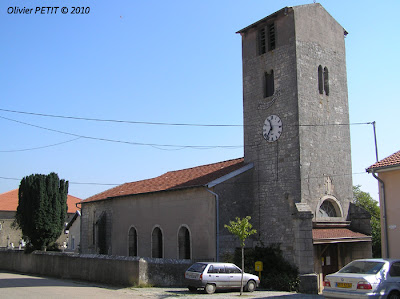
267, 119, 273, 135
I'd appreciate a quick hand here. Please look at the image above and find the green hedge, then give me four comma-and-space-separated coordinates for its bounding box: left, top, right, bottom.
224, 245, 299, 292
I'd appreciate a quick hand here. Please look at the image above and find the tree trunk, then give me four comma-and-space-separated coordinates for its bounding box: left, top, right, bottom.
240, 245, 244, 295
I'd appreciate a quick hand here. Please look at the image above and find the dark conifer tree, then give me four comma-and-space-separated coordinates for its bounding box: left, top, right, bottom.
15, 172, 68, 251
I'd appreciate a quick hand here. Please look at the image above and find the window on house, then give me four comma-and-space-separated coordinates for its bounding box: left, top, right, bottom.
264, 70, 274, 98
258, 28, 266, 55
128, 227, 138, 257
267, 23, 276, 51
318, 65, 329, 95
152, 227, 163, 258
178, 226, 191, 259
97, 212, 108, 254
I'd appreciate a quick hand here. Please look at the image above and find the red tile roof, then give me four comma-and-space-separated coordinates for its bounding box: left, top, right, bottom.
313, 228, 371, 244
367, 150, 400, 171
84, 158, 246, 203
0, 189, 81, 213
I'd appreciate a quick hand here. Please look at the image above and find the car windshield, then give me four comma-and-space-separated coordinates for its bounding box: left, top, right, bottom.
187, 263, 207, 273
339, 261, 385, 274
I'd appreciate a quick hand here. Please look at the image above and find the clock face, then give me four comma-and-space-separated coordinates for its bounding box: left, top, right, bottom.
262, 115, 282, 142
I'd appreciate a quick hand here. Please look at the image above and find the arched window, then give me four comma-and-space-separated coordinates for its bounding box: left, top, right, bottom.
178, 226, 191, 259
316, 196, 344, 220
151, 227, 163, 258
128, 227, 138, 257
319, 200, 337, 217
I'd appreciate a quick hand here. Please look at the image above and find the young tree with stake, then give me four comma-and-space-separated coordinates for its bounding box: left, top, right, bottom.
225, 216, 257, 295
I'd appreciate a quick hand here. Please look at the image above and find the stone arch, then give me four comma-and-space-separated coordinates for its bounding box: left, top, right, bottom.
316, 195, 343, 219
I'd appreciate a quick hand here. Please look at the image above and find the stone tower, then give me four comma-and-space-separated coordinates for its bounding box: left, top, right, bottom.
237, 3, 353, 277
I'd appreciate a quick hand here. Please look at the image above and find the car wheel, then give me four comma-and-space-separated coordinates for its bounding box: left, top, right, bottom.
388, 291, 400, 299
188, 286, 197, 292
205, 283, 216, 294
245, 280, 256, 292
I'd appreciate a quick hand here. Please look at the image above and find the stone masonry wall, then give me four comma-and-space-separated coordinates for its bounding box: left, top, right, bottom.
0, 249, 192, 287
240, 7, 304, 270
294, 4, 353, 220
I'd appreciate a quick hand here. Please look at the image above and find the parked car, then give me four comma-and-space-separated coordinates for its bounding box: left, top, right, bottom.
185, 262, 260, 294
323, 258, 400, 299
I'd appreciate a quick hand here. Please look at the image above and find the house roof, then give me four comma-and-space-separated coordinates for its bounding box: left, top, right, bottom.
312, 228, 371, 244
0, 189, 81, 213
366, 150, 400, 172
65, 210, 81, 230
83, 158, 247, 203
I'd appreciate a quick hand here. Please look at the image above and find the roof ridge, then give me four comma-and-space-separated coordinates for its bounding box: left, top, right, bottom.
164, 157, 244, 175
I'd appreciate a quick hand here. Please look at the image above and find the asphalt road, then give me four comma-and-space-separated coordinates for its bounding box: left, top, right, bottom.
0, 271, 324, 298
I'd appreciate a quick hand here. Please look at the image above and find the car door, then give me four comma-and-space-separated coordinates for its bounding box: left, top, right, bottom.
206, 264, 227, 287
225, 264, 242, 287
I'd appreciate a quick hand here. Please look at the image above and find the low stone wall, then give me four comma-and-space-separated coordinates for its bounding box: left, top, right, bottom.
0, 249, 192, 287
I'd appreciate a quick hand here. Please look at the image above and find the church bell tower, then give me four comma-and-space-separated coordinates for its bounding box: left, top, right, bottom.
237, 3, 354, 276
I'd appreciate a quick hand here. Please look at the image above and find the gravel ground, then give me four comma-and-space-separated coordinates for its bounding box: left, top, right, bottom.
116, 286, 325, 298
0, 271, 324, 299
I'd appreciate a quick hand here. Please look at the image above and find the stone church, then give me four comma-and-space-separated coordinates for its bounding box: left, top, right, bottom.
80, 3, 371, 292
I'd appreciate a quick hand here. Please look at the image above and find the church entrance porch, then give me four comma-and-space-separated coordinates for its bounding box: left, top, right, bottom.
313, 228, 372, 292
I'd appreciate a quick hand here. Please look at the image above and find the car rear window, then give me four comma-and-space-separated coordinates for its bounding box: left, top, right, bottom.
187, 263, 207, 273
339, 261, 385, 274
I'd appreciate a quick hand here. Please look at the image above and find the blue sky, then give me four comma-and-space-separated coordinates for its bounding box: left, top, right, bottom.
1, 0, 399, 200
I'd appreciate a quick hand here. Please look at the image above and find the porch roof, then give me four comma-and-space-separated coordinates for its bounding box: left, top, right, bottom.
312, 228, 371, 244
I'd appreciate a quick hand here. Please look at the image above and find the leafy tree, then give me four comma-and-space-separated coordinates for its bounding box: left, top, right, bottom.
353, 185, 381, 257
14, 172, 68, 252
224, 216, 257, 295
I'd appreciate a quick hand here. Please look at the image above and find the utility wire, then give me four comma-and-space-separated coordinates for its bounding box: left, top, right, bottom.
0, 108, 241, 127
0, 171, 370, 186
0, 114, 373, 151
0, 108, 372, 127
0, 116, 242, 149
0, 137, 81, 152
0, 176, 120, 186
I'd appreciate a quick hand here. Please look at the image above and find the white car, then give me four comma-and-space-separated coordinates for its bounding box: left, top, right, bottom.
323, 258, 400, 299
185, 262, 260, 294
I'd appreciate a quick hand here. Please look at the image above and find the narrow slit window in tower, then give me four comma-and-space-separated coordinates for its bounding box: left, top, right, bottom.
264, 70, 274, 98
